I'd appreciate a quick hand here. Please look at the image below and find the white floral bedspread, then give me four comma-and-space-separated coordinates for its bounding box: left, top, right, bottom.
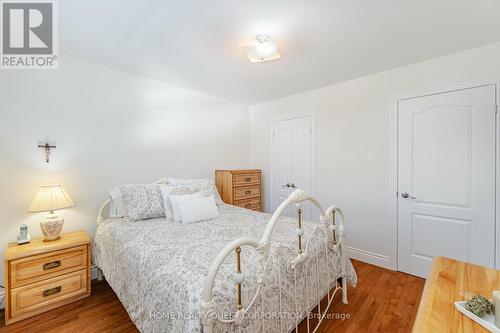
93, 204, 357, 333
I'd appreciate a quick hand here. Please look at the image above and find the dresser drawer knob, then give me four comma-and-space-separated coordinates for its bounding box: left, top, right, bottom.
43, 286, 61, 297
43, 260, 61, 270
244, 177, 251, 182
245, 203, 251, 208
245, 190, 251, 195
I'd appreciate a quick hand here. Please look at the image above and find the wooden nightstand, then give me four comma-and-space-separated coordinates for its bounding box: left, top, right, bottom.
3, 231, 91, 325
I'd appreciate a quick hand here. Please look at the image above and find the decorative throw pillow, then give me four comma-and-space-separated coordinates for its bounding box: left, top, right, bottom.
168, 191, 207, 222
160, 179, 224, 220
161, 185, 188, 220
177, 195, 220, 224
121, 184, 165, 221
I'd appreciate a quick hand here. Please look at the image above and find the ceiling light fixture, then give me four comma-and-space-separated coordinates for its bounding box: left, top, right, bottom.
243, 35, 280, 63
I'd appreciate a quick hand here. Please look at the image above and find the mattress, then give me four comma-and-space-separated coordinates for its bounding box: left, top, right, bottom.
93, 204, 357, 333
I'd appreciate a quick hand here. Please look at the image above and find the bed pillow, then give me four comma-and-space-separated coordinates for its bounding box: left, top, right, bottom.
168, 191, 207, 222
166, 178, 223, 205
109, 178, 170, 218
121, 184, 165, 221
195, 179, 223, 206
177, 195, 220, 224
160, 180, 224, 220
109, 186, 125, 218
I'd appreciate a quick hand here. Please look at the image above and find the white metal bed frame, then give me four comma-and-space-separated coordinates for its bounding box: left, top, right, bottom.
200, 188, 348, 333
96, 180, 348, 333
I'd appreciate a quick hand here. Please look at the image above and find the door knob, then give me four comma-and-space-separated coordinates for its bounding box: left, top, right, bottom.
401, 192, 416, 199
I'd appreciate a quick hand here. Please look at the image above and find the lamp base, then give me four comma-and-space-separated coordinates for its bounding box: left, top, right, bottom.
40, 211, 64, 241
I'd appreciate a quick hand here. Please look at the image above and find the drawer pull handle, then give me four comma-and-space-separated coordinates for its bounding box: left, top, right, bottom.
244, 178, 251, 182
43, 260, 61, 270
43, 286, 61, 297
245, 203, 251, 208
245, 190, 251, 195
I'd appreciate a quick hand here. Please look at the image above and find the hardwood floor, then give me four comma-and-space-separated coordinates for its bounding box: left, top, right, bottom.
321, 260, 425, 333
0, 260, 425, 333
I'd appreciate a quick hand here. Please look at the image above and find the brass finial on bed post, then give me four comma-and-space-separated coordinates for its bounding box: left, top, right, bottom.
235, 246, 243, 310
332, 210, 337, 245
297, 208, 303, 255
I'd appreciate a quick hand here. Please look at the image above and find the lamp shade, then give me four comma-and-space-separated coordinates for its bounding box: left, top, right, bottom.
28, 185, 74, 213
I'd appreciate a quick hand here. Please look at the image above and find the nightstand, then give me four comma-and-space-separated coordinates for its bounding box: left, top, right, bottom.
3, 231, 91, 325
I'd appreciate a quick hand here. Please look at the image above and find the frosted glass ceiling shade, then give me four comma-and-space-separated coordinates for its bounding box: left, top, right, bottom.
28, 185, 74, 213
244, 35, 280, 63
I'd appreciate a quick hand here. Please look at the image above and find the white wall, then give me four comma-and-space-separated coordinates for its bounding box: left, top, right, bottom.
3, 41, 500, 288
249, 41, 500, 269
0, 56, 249, 284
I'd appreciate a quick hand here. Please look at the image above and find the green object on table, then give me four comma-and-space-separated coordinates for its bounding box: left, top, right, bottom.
466, 295, 495, 318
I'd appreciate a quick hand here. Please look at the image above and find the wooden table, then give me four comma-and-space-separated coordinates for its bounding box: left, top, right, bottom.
413, 256, 500, 332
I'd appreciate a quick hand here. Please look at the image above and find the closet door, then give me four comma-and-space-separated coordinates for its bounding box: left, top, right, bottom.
272, 116, 313, 219
272, 119, 294, 217
291, 116, 313, 219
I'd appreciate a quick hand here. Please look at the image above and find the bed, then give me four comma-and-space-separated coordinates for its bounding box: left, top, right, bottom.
93, 180, 357, 333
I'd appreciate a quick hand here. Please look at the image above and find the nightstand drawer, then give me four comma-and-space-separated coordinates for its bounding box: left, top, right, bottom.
11, 269, 88, 318
233, 185, 260, 201
234, 197, 261, 211
233, 173, 260, 187
10, 245, 87, 288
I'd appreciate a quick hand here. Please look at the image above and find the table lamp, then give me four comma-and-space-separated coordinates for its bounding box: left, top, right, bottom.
28, 184, 74, 241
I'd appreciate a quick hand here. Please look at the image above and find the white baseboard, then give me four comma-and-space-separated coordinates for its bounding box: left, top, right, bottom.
346, 246, 395, 270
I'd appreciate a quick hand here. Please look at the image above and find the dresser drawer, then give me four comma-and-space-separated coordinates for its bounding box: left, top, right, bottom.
10, 245, 87, 288
233, 173, 260, 187
233, 185, 260, 201
10, 269, 88, 318
234, 197, 261, 211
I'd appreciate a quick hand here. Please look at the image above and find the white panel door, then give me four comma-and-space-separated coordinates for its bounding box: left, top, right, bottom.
397, 85, 496, 278
291, 116, 313, 219
272, 116, 313, 218
272, 119, 294, 217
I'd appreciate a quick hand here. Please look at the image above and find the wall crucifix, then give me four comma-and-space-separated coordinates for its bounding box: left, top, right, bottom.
37, 138, 57, 163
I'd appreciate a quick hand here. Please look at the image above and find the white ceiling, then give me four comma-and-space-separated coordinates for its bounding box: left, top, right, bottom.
60, 0, 500, 105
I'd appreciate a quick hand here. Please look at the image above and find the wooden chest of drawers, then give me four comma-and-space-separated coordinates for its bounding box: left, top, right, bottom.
4, 231, 91, 325
215, 169, 262, 212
